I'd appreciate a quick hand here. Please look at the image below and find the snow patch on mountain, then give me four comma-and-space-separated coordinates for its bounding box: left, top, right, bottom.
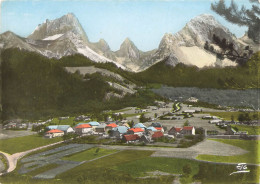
179, 46, 237, 67
43, 34, 64, 40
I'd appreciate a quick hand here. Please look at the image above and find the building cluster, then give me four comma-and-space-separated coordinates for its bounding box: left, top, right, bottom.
3, 119, 27, 130
43, 120, 196, 144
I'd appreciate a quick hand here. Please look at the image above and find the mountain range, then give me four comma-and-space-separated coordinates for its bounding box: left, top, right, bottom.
0, 13, 258, 72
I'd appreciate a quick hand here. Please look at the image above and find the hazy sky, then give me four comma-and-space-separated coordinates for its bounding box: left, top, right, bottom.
0, 0, 251, 51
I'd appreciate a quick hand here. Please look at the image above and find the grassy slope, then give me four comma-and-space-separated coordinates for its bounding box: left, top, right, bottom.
62, 148, 118, 162
0, 135, 62, 154
203, 111, 259, 121
0, 148, 259, 184
49, 117, 75, 126
197, 139, 260, 164
114, 157, 199, 183
231, 125, 260, 135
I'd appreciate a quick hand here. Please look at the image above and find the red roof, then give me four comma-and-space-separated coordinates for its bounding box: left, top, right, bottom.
106, 123, 117, 128
123, 134, 140, 141
175, 128, 182, 132
75, 124, 91, 129
183, 126, 194, 130
152, 131, 164, 138
155, 127, 163, 131
46, 129, 63, 133
128, 128, 144, 133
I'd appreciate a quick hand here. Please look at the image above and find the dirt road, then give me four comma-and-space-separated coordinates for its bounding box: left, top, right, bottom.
0, 141, 64, 175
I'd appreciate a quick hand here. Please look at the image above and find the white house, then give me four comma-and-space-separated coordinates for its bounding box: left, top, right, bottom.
45, 129, 64, 138
181, 126, 195, 135
74, 124, 93, 135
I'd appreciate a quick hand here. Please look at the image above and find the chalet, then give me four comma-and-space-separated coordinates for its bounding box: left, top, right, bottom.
110, 126, 129, 138
74, 124, 92, 135
122, 134, 140, 143
133, 123, 146, 129
95, 124, 107, 133
152, 131, 164, 140
46, 125, 74, 134
155, 127, 164, 132
123, 123, 130, 128
128, 128, 145, 136
105, 123, 118, 132
140, 135, 152, 143
87, 121, 100, 130
168, 127, 182, 136
146, 126, 157, 132
45, 129, 64, 138
181, 126, 195, 135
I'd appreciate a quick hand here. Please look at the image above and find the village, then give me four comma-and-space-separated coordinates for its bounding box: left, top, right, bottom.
3, 97, 258, 146
1, 97, 259, 182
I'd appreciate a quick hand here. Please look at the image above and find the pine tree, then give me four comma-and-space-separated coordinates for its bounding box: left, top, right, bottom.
211, 0, 260, 43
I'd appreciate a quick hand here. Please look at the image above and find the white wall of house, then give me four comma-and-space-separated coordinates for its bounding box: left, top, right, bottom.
192, 127, 195, 135
66, 127, 75, 133
75, 128, 92, 134
46, 132, 64, 138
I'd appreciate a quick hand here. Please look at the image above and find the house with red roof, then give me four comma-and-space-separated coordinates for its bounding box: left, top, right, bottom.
105, 123, 118, 132
168, 126, 195, 137
45, 129, 64, 138
168, 127, 181, 137
122, 134, 140, 143
152, 131, 164, 140
128, 128, 145, 136
155, 127, 164, 132
74, 124, 93, 135
181, 126, 195, 135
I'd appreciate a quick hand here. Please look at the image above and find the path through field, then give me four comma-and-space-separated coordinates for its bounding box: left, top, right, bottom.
0, 141, 64, 175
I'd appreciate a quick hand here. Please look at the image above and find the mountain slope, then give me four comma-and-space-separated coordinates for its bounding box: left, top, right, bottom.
133, 51, 260, 89
1, 13, 125, 69
1, 13, 258, 72
1, 48, 160, 120
150, 14, 241, 68
28, 13, 88, 41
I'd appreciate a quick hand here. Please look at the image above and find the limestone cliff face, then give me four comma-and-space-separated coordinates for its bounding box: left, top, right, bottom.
1, 13, 258, 72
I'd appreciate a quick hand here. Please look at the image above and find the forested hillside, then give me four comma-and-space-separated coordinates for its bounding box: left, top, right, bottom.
134, 52, 260, 89
1, 49, 158, 120
1, 49, 259, 120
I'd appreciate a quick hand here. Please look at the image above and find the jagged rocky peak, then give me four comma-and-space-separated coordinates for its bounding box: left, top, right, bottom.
97, 38, 110, 51
120, 37, 135, 47
173, 14, 235, 47
28, 13, 88, 41
159, 33, 175, 48
117, 37, 140, 59
188, 14, 223, 28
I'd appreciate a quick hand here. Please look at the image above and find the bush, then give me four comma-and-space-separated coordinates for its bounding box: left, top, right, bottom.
182, 164, 192, 175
